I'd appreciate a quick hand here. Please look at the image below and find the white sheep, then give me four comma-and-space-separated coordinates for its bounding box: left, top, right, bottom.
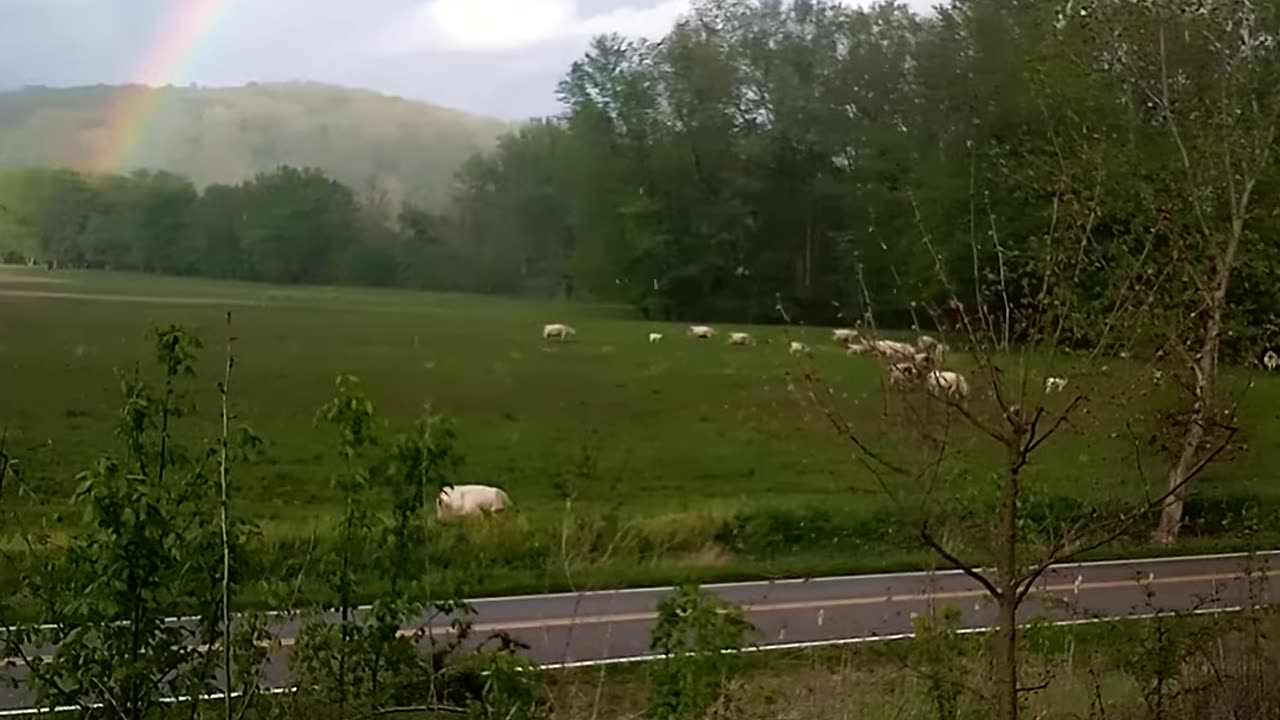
1264, 350, 1279, 371
728, 332, 757, 346
436, 484, 511, 519
916, 335, 948, 363
846, 342, 873, 356
867, 338, 919, 362
688, 325, 716, 339
832, 328, 859, 344
926, 370, 970, 401
648, 332, 664, 343
789, 340, 809, 355
1045, 376, 1068, 393
543, 323, 576, 341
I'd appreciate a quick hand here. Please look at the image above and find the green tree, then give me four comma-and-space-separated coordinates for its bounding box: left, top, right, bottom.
238, 165, 361, 284
187, 183, 246, 278
1, 168, 97, 266
3, 327, 259, 719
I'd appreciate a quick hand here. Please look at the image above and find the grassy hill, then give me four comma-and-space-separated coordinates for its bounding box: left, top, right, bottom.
0, 82, 511, 205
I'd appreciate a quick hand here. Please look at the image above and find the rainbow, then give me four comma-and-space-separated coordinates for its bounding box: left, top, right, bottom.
86, 0, 232, 174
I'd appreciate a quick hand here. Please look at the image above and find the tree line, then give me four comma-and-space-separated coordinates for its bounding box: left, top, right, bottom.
1, 0, 1277, 358
448, 0, 1280, 353
2, 0, 1276, 442
0, 165, 459, 289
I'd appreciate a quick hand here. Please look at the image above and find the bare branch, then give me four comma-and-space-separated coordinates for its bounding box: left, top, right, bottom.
1023, 395, 1086, 457
920, 524, 1002, 601
984, 190, 1013, 351
1014, 423, 1238, 603
800, 369, 913, 484
1017, 679, 1053, 694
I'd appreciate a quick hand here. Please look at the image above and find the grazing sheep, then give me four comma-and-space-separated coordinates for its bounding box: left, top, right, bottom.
728, 332, 757, 346
688, 325, 716, 339
436, 484, 511, 519
648, 332, 664, 343
916, 335, 948, 363
543, 323, 576, 341
926, 370, 970, 401
789, 340, 809, 355
866, 338, 919, 362
1045, 376, 1068, 393
846, 342, 873, 356
887, 361, 922, 390
832, 328, 859, 344
1265, 350, 1279, 371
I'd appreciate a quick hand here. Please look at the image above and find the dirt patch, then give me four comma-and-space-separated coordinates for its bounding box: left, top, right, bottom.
0, 289, 263, 307
0, 273, 72, 286
677, 543, 733, 567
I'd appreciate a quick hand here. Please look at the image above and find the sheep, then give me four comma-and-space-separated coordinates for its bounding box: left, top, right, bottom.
887, 361, 922, 390
648, 332, 664, 343
728, 331, 757, 346
1264, 350, 1279, 371
789, 340, 809, 355
846, 342, 873, 356
688, 325, 716, 339
925, 370, 970, 401
832, 328, 859, 344
1045, 376, 1068, 393
543, 323, 576, 341
916, 335, 948, 364
866, 338, 919, 362
436, 484, 511, 519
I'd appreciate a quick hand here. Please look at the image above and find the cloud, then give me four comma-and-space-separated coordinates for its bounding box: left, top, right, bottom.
380, 0, 688, 55
0, 0, 942, 120
576, 0, 688, 40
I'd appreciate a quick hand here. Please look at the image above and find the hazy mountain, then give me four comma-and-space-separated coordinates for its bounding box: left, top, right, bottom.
0, 82, 513, 205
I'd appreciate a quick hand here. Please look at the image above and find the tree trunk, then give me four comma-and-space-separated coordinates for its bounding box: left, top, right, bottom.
803, 213, 813, 290
1156, 223, 1241, 543
1155, 328, 1218, 544
994, 596, 1019, 720
1154, 131, 1258, 540
994, 447, 1022, 720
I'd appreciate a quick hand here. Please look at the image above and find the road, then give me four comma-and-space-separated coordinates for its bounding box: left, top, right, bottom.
1, 550, 1275, 713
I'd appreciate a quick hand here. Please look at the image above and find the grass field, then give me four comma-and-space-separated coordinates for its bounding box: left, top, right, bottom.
2, 265, 1279, 598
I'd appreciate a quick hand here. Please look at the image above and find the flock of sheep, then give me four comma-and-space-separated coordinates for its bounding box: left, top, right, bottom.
441, 323, 1280, 520
543, 321, 983, 400
544, 321, 835, 357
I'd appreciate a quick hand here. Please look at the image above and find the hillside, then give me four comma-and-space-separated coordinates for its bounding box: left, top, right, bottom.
0, 82, 512, 205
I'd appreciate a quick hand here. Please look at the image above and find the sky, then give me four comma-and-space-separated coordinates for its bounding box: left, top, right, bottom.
0, 0, 935, 120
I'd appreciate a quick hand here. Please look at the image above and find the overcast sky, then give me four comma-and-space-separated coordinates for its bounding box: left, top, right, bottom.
0, 0, 934, 120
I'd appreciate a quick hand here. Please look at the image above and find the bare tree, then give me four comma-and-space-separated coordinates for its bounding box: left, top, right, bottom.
1071, 0, 1280, 543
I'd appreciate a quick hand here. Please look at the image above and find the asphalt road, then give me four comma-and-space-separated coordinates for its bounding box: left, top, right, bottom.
2, 550, 1275, 713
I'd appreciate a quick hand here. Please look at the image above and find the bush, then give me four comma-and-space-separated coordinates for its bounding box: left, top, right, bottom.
714, 505, 904, 558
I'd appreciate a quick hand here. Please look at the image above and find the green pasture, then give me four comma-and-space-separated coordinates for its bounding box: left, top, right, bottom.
1, 266, 1278, 598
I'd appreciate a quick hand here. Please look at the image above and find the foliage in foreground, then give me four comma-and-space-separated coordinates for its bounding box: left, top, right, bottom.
0, 326, 551, 720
